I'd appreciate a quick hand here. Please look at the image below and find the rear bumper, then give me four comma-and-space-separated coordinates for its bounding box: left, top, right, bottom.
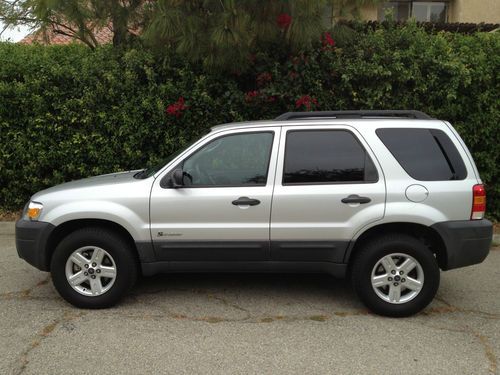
15, 219, 55, 272
432, 219, 493, 270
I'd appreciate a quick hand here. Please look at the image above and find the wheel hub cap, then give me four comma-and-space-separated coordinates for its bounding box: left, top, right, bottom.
370, 253, 424, 304
65, 246, 117, 297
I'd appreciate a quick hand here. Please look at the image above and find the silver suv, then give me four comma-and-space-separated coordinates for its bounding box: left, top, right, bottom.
16, 110, 493, 316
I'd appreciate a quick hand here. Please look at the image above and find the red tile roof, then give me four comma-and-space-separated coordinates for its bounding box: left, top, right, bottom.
20, 25, 114, 45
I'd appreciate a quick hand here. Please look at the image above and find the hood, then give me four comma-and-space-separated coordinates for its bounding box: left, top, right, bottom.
31, 170, 144, 200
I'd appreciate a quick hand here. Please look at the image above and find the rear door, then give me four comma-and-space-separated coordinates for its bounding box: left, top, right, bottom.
270, 125, 386, 262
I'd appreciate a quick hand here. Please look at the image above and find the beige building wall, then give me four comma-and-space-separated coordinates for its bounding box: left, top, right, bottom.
359, 5, 379, 21
358, 1, 500, 23
448, 0, 500, 23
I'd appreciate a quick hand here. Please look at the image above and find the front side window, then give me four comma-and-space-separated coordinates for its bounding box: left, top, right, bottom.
181, 132, 274, 187
283, 130, 378, 185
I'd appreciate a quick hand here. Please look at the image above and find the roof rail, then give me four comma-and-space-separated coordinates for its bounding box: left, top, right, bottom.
274, 110, 433, 121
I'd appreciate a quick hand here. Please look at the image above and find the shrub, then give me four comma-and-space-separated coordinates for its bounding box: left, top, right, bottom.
0, 24, 499, 218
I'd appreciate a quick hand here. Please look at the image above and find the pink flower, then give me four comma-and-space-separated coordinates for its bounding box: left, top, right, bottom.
245, 90, 259, 103
277, 13, 292, 29
321, 32, 335, 49
166, 97, 187, 117
295, 95, 318, 110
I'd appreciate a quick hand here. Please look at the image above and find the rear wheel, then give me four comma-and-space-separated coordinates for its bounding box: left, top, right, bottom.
351, 234, 440, 317
51, 227, 137, 308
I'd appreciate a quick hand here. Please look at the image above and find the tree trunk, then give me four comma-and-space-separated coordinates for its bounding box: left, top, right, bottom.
111, 0, 128, 47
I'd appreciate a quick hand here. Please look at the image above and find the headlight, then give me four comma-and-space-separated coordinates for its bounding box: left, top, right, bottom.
25, 201, 43, 221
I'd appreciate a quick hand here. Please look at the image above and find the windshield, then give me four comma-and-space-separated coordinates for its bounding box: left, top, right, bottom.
134, 134, 205, 179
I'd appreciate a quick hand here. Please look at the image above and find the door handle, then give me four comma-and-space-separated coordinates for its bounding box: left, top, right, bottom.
232, 197, 261, 206
341, 195, 371, 204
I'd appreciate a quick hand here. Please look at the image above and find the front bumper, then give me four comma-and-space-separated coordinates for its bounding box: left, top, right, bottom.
15, 219, 55, 271
432, 219, 493, 270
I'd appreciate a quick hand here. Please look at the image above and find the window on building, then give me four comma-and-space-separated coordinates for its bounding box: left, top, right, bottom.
380, 1, 412, 21
378, 1, 448, 23
412, 2, 447, 22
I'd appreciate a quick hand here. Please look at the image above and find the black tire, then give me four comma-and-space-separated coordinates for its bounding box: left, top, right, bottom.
351, 234, 440, 317
50, 227, 138, 309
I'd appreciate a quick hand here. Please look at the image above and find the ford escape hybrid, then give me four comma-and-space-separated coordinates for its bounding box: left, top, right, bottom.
16, 110, 493, 317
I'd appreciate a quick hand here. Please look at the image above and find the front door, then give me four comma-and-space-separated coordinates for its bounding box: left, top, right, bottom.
150, 127, 280, 261
270, 125, 386, 262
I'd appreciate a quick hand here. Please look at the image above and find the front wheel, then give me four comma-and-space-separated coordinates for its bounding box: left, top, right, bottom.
51, 227, 138, 308
351, 234, 440, 317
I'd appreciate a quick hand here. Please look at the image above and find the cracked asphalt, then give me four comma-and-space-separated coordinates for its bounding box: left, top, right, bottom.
1, 222, 499, 375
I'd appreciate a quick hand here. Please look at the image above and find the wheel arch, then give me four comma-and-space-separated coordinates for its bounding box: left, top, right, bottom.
345, 222, 448, 271
44, 219, 146, 271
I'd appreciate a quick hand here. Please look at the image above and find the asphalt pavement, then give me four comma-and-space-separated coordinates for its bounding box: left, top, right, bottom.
1, 222, 499, 375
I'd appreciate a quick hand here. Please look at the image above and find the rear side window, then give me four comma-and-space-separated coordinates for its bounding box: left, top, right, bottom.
376, 128, 467, 181
283, 130, 378, 184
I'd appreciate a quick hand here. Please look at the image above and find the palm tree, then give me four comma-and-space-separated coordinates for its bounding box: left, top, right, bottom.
143, 0, 381, 71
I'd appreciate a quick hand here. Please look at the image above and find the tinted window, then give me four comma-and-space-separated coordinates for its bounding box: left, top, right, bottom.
283, 130, 378, 184
376, 128, 467, 181
182, 132, 274, 187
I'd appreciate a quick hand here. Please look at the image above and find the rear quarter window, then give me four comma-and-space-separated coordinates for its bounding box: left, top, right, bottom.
376, 128, 467, 181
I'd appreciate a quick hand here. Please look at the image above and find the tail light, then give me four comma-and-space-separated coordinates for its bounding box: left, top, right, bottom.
471, 184, 486, 220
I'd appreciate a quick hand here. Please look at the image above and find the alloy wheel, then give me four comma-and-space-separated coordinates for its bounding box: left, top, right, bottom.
370, 253, 424, 304
65, 246, 117, 296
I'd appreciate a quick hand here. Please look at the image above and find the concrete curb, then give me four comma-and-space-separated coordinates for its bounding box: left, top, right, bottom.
0, 222, 15, 235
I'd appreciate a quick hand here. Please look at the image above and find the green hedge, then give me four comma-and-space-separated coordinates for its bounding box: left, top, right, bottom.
1, 24, 499, 218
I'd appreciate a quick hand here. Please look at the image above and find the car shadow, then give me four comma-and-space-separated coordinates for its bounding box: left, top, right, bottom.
127, 272, 365, 317
135, 272, 351, 295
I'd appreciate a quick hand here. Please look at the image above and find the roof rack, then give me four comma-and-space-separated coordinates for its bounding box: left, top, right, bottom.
274, 110, 433, 121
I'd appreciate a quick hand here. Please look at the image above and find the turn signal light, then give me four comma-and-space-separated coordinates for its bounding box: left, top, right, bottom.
26, 202, 43, 221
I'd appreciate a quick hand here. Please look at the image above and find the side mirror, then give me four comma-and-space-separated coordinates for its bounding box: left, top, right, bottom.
171, 168, 184, 188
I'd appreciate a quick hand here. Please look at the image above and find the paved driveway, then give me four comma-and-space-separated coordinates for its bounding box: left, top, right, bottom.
1, 222, 499, 375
